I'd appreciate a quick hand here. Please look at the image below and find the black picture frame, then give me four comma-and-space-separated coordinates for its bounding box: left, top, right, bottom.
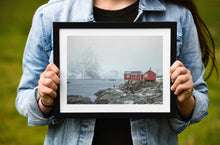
53, 22, 176, 118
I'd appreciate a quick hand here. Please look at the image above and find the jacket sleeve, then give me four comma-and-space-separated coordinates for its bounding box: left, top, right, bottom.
16, 8, 55, 126
169, 8, 209, 134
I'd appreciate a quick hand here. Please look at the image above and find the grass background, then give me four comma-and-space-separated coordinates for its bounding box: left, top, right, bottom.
0, 0, 219, 144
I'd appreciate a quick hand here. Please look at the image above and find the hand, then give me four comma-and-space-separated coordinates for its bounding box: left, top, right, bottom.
170, 60, 195, 120
38, 63, 60, 114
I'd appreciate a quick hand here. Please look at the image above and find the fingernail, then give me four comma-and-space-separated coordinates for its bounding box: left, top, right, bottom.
171, 86, 174, 90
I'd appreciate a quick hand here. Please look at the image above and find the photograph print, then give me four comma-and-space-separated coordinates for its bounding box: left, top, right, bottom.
54, 22, 176, 117
67, 36, 163, 105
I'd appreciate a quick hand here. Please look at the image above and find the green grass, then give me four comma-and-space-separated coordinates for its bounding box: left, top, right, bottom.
178, 1, 220, 144
178, 50, 220, 145
0, 0, 48, 145
0, 0, 219, 145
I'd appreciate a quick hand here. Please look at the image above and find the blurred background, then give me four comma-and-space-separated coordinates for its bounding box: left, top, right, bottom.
0, 0, 219, 144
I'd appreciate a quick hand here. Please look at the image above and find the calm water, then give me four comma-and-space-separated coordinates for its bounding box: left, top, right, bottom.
67, 79, 124, 101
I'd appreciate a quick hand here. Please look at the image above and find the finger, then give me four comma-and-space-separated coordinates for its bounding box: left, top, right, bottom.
40, 78, 58, 91
46, 63, 59, 75
171, 67, 189, 83
170, 60, 184, 75
44, 71, 60, 85
171, 74, 189, 91
38, 83, 57, 99
40, 71, 46, 78
174, 81, 193, 96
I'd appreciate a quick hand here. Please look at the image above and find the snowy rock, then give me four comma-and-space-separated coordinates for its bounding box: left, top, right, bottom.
94, 80, 163, 104
67, 95, 92, 104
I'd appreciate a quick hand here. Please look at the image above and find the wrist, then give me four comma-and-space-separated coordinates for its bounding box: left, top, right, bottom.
177, 95, 195, 121
38, 98, 53, 115
40, 98, 54, 108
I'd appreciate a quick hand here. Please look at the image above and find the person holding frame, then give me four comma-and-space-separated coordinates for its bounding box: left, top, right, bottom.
16, 0, 217, 145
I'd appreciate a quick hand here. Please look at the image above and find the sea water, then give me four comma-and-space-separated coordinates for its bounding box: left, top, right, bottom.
67, 79, 124, 101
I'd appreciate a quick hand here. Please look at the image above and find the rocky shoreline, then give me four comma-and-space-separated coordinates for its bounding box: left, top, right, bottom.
67, 80, 163, 104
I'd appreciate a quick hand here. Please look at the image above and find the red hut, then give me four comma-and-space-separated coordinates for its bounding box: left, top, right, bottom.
124, 69, 156, 81
131, 71, 142, 80
143, 70, 156, 81
124, 71, 131, 80
124, 71, 142, 80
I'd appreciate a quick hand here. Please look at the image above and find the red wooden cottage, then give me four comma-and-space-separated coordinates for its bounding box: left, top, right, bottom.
124, 71, 143, 80
143, 70, 156, 81
124, 69, 156, 81
124, 71, 131, 80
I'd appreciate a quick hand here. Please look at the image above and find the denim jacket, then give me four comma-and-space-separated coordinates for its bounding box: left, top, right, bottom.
16, 0, 209, 145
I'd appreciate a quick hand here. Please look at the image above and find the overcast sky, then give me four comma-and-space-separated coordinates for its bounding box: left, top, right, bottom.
67, 36, 163, 79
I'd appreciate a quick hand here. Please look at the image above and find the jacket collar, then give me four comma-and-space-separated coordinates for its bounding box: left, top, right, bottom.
58, 0, 166, 22
139, 0, 166, 11
48, 0, 166, 11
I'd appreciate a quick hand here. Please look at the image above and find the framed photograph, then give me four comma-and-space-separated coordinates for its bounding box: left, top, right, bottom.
53, 22, 176, 118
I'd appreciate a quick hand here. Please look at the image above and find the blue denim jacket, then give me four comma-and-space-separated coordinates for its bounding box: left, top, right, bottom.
16, 0, 209, 145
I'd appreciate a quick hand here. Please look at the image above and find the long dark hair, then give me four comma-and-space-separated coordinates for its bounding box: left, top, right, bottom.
163, 0, 218, 80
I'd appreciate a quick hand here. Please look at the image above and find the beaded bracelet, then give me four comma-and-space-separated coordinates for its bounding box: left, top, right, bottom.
41, 99, 54, 108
